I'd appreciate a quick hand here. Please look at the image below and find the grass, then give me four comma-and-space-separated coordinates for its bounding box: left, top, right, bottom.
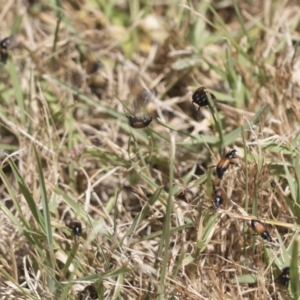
0, 0, 300, 299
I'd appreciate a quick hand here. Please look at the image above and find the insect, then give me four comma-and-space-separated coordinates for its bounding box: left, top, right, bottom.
0, 36, 12, 64
192, 86, 216, 110
212, 188, 226, 208
127, 116, 152, 129
215, 149, 238, 179
79, 285, 98, 300
86, 61, 102, 74
251, 219, 272, 242
68, 219, 82, 238
275, 267, 290, 287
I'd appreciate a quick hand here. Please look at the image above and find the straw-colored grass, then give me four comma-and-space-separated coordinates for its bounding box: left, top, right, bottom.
0, 0, 300, 299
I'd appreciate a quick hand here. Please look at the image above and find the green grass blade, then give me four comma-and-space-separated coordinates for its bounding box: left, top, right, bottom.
233, 0, 254, 50
290, 240, 299, 299
7, 60, 25, 124
158, 135, 175, 299
112, 274, 124, 299
8, 158, 45, 231
51, 13, 63, 69
79, 266, 131, 281
196, 212, 219, 252
33, 146, 56, 293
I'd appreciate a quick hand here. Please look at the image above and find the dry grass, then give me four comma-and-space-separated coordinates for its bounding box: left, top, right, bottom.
0, 0, 300, 299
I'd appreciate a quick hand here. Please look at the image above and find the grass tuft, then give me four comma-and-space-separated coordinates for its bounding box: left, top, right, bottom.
0, 0, 300, 299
